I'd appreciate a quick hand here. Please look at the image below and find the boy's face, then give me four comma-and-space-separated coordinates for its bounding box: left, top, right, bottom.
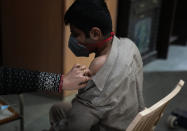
70, 25, 87, 46
70, 25, 103, 53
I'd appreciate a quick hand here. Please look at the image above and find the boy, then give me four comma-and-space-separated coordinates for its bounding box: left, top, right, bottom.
50, 0, 145, 131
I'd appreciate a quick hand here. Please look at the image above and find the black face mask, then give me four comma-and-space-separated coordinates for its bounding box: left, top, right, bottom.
68, 32, 114, 57
68, 35, 90, 57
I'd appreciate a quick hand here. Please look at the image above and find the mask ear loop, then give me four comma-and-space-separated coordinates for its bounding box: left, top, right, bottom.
110, 32, 115, 37
96, 32, 114, 48
83, 32, 115, 53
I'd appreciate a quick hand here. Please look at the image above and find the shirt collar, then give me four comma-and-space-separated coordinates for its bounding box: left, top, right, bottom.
92, 36, 119, 91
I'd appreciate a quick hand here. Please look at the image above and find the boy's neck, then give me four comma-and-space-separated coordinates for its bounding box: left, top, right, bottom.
95, 38, 113, 57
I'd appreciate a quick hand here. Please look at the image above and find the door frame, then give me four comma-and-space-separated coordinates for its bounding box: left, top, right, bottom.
0, 0, 2, 65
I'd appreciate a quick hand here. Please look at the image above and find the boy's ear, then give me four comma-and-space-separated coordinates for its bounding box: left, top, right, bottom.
90, 27, 102, 41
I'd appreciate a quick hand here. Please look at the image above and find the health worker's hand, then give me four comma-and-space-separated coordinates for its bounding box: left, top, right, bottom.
62, 64, 91, 90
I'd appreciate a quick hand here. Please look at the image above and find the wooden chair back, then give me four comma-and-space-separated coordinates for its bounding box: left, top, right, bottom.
126, 80, 184, 131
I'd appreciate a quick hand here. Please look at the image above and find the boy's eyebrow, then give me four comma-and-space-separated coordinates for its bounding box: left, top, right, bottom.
70, 29, 76, 34
71, 30, 75, 34
70, 30, 80, 37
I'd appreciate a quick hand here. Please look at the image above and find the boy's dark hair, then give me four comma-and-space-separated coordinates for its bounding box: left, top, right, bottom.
64, 0, 112, 37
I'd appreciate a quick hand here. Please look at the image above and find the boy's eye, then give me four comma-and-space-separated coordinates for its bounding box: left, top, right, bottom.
71, 31, 79, 37
72, 33, 79, 37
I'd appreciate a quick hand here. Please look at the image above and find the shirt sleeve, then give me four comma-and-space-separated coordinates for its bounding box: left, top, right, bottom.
0, 66, 62, 95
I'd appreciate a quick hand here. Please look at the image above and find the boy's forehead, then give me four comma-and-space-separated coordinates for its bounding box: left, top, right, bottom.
70, 25, 77, 31
70, 25, 83, 33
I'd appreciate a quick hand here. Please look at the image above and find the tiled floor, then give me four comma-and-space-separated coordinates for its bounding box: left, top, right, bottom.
144, 45, 187, 131
144, 45, 187, 71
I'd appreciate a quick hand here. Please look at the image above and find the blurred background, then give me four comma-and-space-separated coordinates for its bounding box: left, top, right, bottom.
0, 0, 187, 130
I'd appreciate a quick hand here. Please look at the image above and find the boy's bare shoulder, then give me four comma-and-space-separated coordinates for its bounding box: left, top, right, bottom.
89, 55, 107, 76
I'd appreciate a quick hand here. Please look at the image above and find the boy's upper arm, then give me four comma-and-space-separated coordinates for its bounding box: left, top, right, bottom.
89, 56, 106, 76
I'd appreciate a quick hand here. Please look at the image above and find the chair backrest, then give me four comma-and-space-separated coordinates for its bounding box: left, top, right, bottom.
126, 80, 185, 131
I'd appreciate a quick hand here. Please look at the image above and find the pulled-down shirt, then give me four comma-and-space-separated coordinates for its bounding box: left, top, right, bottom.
58, 36, 145, 131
